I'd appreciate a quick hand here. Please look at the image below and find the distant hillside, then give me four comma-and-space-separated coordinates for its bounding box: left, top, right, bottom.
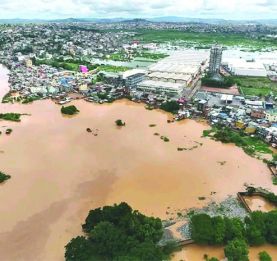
0, 17, 276, 25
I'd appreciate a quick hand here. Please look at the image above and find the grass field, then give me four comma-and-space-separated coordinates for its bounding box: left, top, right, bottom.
135, 30, 277, 50
98, 65, 130, 72
240, 87, 276, 96
233, 76, 277, 96
134, 52, 168, 60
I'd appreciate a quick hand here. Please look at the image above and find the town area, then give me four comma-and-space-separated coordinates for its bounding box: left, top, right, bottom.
0, 23, 276, 155
0, 19, 277, 261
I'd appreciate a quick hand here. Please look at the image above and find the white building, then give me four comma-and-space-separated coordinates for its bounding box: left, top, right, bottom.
266, 110, 277, 123
147, 72, 192, 86
137, 80, 184, 97
225, 58, 267, 77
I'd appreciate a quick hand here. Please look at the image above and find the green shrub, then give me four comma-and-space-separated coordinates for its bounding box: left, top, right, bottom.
0, 113, 22, 122
115, 119, 125, 126
224, 239, 249, 261
160, 101, 180, 113
0, 171, 11, 183
259, 251, 272, 261
61, 105, 79, 115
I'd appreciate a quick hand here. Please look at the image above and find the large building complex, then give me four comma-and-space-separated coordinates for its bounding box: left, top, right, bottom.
136, 50, 209, 97
209, 45, 223, 78
224, 59, 267, 77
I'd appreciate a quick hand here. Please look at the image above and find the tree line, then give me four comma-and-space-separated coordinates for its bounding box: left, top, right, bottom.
191, 210, 277, 260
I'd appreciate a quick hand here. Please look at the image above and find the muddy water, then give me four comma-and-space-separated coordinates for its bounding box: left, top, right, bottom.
0, 65, 276, 260
244, 195, 277, 212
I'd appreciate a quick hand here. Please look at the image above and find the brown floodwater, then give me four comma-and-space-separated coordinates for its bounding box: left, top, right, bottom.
0, 65, 276, 260
244, 195, 277, 212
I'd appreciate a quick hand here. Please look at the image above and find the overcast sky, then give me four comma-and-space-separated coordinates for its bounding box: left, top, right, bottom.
0, 0, 276, 20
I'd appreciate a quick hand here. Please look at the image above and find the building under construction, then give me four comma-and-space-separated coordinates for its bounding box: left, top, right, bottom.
209, 45, 223, 80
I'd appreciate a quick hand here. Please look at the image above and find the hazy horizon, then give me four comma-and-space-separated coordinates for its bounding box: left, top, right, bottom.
0, 0, 276, 20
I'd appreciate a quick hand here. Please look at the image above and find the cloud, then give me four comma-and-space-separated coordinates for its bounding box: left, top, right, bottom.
0, 0, 276, 19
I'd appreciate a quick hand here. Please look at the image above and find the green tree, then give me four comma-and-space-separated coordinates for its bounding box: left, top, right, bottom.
65, 236, 95, 261
128, 241, 164, 261
212, 216, 226, 244
224, 218, 245, 242
224, 239, 249, 261
264, 210, 277, 244
0, 171, 11, 183
67, 202, 166, 261
89, 221, 128, 258
61, 105, 79, 115
160, 101, 180, 113
245, 211, 266, 245
115, 119, 125, 126
259, 251, 272, 261
191, 214, 214, 244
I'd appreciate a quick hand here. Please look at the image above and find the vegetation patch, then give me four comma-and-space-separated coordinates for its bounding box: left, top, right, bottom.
240, 87, 276, 97
149, 124, 156, 127
65, 202, 178, 261
115, 119, 125, 127
136, 30, 277, 50
0, 171, 11, 183
0, 113, 22, 122
135, 52, 168, 60
160, 136, 170, 142
160, 101, 180, 114
201, 74, 235, 88
5, 128, 12, 135
22, 96, 41, 104
61, 105, 79, 115
34, 58, 99, 71
203, 125, 272, 157
259, 251, 272, 261
2, 92, 12, 103
98, 64, 129, 73
191, 209, 277, 261
234, 76, 277, 97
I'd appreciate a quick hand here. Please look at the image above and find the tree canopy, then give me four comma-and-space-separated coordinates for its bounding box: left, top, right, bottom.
224, 239, 249, 261
61, 105, 79, 115
65, 202, 175, 261
191, 210, 277, 248
160, 101, 180, 113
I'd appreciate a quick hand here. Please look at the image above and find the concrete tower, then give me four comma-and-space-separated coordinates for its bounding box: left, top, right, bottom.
209, 45, 222, 79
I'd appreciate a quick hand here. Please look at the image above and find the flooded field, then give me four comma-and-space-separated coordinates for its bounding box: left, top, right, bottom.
0, 65, 276, 260
243, 195, 277, 212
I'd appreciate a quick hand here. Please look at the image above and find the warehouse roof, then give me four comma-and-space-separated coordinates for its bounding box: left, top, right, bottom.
138, 80, 184, 91
121, 69, 146, 79
148, 72, 192, 82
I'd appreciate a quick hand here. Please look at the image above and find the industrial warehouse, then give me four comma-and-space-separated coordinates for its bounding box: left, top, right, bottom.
126, 50, 209, 97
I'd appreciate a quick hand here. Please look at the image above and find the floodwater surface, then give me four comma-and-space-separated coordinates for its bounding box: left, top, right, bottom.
244, 195, 276, 212
0, 65, 276, 260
